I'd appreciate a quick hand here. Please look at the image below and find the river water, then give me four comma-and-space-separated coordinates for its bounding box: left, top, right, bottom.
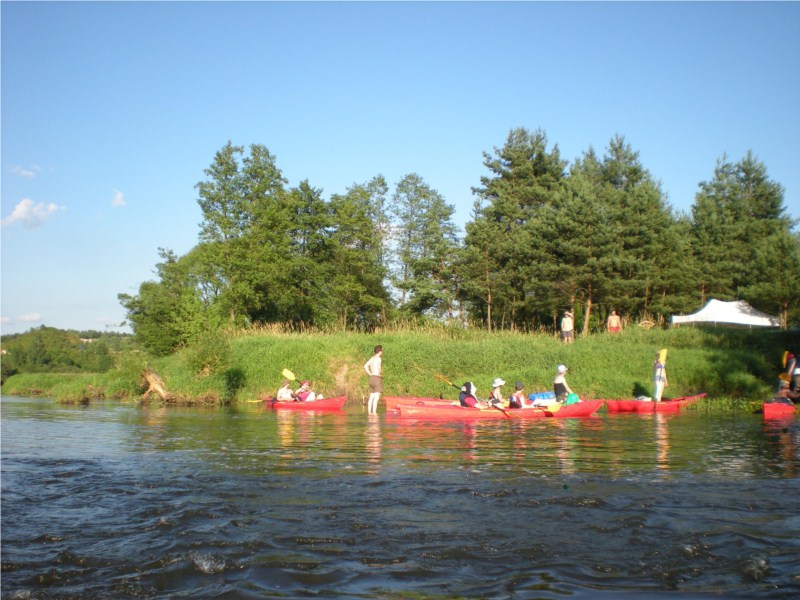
2, 396, 799, 599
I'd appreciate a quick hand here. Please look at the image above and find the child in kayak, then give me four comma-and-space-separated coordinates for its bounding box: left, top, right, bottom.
294, 381, 318, 402
489, 378, 506, 406
509, 381, 526, 409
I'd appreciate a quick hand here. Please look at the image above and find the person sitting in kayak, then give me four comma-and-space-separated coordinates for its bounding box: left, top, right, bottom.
553, 365, 574, 403
275, 380, 294, 402
774, 380, 800, 403
459, 382, 480, 408
294, 381, 317, 402
509, 381, 525, 409
489, 378, 506, 406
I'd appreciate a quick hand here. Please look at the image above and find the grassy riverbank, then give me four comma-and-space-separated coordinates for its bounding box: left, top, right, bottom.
2, 325, 796, 410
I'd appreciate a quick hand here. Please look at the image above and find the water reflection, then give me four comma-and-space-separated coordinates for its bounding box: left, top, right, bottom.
3, 397, 800, 599
365, 413, 382, 471
762, 417, 798, 477
655, 412, 671, 471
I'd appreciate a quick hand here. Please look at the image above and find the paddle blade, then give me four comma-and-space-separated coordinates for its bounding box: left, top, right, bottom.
547, 403, 562, 413
783, 351, 789, 368
659, 348, 668, 363
282, 368, 296, 381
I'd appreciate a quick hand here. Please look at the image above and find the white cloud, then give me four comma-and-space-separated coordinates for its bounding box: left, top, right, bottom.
1, 198, 65, 229
0, 316, 12, 325
19, 313, 43, 323
11, 165, 41, 178
110, 189, 126, 207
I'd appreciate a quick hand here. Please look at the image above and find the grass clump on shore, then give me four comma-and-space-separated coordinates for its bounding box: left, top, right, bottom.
2, 324, 796, 407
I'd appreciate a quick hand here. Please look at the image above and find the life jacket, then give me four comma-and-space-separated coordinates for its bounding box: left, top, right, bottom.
509, 391, 524, 409
295, 390, 311, 402
459, 382, 479, 407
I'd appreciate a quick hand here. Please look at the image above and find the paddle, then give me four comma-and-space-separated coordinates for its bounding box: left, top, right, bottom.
434, 373, 519, 418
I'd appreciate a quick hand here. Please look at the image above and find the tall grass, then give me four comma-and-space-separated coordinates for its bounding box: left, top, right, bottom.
3, 325, 796, 406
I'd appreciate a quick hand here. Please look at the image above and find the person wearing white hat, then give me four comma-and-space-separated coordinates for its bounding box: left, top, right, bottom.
553, 365, 574, 403
489, 377, 506, 406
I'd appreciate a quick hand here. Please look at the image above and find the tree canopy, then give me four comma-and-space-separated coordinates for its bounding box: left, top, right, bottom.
119, 131, 799, 353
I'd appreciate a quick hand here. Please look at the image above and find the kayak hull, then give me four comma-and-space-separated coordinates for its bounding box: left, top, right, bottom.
605, 393, 706, 414
384, 396, 455, 412
270, 395, 347, 410
395, 399, 603, 419
763, 402, 795, 419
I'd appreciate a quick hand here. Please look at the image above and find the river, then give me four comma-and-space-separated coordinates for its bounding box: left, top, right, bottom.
2, 396, 799, 599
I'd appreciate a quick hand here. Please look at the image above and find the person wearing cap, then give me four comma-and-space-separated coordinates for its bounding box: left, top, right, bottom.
553, 365, 574, 403
489, 378, 506, 406
561, 310, 574, 343
294, 380, 317, 402
509, 381, 526, 409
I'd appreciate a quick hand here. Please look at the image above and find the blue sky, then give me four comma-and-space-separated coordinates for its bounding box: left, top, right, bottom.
2, 1, 799, 336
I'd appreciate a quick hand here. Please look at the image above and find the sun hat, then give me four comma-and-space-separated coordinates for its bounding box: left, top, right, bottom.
556, 365, 568, 374
492, 378, 506, 388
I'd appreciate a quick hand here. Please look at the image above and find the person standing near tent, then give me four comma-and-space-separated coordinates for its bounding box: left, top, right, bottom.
653, 351, 668, 402
364, 345, 383, 414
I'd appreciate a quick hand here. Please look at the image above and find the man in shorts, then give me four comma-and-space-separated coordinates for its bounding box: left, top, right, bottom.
364, 345, 383, 414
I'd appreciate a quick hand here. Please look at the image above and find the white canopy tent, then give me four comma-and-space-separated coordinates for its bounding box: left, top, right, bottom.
671, 299, 781, 328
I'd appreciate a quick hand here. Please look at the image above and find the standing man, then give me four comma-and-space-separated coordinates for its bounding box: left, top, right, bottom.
364, 345, 383, 414
561, 310, 574, 343
607, 310, 622, 333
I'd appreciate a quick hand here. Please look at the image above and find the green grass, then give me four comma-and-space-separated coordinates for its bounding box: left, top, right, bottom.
2, 325, 797, 407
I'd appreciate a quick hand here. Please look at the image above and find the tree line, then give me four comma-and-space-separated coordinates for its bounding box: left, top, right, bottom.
119, 128, 799, 355
0, 327, 135, 380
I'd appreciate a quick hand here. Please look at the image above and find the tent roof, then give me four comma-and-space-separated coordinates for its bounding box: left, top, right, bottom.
671, 299, 781, 328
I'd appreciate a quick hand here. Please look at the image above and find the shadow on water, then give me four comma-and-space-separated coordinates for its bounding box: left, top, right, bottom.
1, 397, 799, 599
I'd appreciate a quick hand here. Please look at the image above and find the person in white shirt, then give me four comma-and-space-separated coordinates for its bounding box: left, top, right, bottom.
363, 345, 383, 414
276, 381, 294, 402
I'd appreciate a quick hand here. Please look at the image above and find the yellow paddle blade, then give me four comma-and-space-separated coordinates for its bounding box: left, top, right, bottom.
659, 348, 668, 363
281, 368, 296, 381
547, 403, 562, 413
783, 351, 789, 368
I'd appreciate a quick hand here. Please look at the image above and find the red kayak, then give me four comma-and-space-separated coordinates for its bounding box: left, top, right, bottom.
269, 395, 346, 410
395, 399, 603, 420
605, 393, 707, 414
763, 401, 795, 419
